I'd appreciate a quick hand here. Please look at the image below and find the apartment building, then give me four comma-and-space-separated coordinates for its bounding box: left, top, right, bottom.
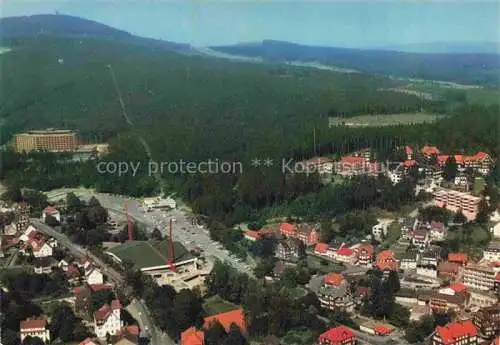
336, 155, 381, 177
432, 320, 478, 345
464, 264, 497, 291
483, 242, 500, 262
433, 188, 481, 221
473, 304, 500, 339
14, 129, 77, 153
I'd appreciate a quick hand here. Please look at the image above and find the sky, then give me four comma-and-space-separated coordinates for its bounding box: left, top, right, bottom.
1, 0, 498, 48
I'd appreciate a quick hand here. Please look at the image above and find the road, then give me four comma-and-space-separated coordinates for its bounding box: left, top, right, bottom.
33, 220, 169, 345
72, 191, 254, 276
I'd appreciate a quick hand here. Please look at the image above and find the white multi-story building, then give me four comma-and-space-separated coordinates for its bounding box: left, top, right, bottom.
483, 242, 500, 262
464, 264, 497, 291
86, 267, 104, 285
20, 316, 50, 343
93, 300, 122, 339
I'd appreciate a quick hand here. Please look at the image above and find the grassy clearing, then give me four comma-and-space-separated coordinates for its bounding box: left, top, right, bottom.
328, 112, 444, 128
306, 255, 344, 274
203, 296, 239, 316
473, 177, 486, 196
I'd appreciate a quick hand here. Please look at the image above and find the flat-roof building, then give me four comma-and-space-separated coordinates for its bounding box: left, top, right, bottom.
14, 129, 77, 153
434, 188, 481, 221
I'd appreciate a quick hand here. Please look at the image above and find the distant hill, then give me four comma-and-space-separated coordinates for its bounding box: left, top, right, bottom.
380, 42, 500, 54
0, 14, 191, 52
212, 40, 500, 85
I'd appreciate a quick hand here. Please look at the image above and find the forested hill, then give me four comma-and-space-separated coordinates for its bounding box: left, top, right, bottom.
212, 40, 500, 86
1, 33, 499, 224
0, 14, 191, 52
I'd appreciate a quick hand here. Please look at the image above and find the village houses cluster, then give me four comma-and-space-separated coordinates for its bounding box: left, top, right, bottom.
0, 201, 141, 345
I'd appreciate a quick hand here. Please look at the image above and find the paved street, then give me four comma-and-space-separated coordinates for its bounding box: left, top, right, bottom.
33, 220, 170, 345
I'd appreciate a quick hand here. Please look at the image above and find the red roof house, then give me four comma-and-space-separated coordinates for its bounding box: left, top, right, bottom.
181, 308, 247, 345
375, 250, 398, 271
434, 320, 477, 345
203, 308, 246, 333
318, 326, 356, 345
449, 283, 467, 294
448, 253, 468, 266
324, 273, 345, 287
315, 242, 329, 255
244, 230, 261, 241
422, 145, 440, 156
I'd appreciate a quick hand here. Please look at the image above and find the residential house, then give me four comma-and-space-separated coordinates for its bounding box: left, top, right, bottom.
26, 237, 53, 258
20, 316, 50, 343
86, 266, 104, 285
279, 222, 319, 246
42, 206, 61, 223
355, 243, 374, 267
19, 225, 39, 242
66, 264, 83, 286
275, 239, 301, 260
464, 264, 497, 291
334, 244, 356, 264
417, 264, 438, 279
412, 229, 430, 251
318, 326, 356, 345
420, 247, 441, 267
400, 218, 418, 242
422, 145, 440, 157
180, 308, 246, 345
405, 146, 413, 160
483, 242, 500, 262
317, 273, 354, 312
74, 285, 92, 317
438, 261, 461, 281
58, 259, 69, 271
110, 325, 140, 345
401, 250, 419, 270
94, 300, 123, 339
473, 304, 500, 339
429, 221, 446, 242
375, 250, 398, 272
33, 257, 54, 275
315, 243, 330, 256
243, 230, 261, 242
431, 320, 478, 345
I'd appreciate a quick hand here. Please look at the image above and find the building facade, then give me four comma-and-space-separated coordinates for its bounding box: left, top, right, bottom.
20, 316, 50, 343
464, 264, 497, 291
433, 188, 481, 221
14, 129, 77, 153
94, 300, 122, 339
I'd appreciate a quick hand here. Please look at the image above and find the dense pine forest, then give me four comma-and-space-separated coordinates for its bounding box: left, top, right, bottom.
1, 36, 499, 225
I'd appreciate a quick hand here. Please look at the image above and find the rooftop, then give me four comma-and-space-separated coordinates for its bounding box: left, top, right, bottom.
107, 240, 194, 270
318, 326, 354, 343
435, 320, 477, 344
20, 316, 47, 331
